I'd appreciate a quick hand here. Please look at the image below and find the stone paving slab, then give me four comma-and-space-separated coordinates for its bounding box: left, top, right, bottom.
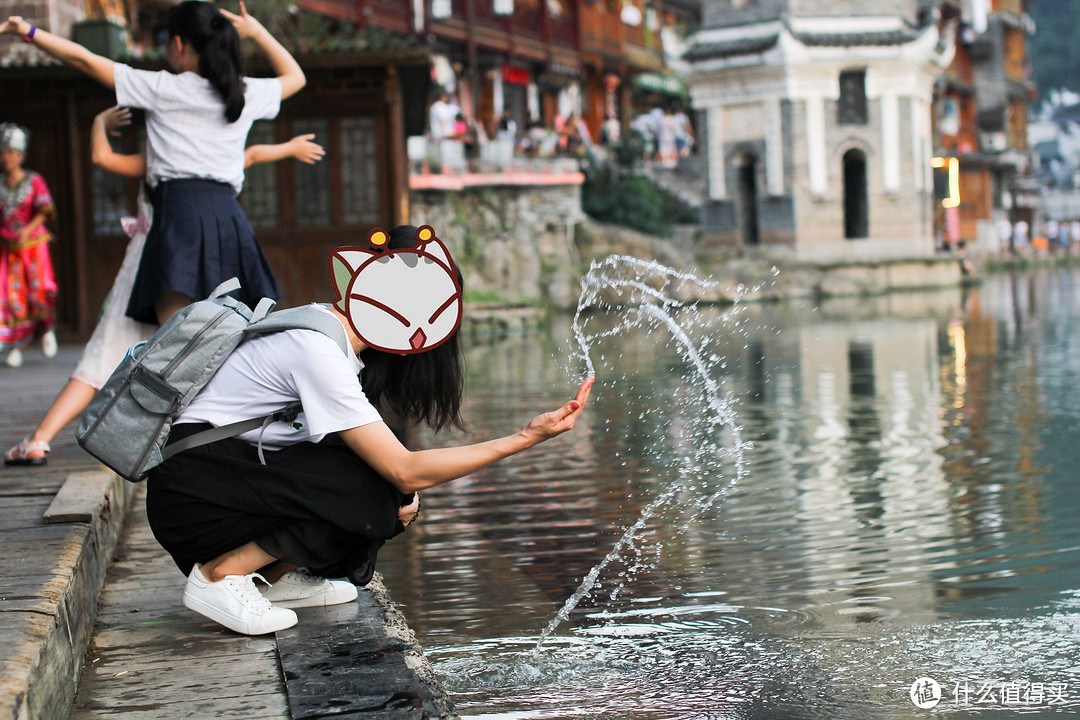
74, 488, 457, 720
0, 347, 136, 720
1, 345, 457, 720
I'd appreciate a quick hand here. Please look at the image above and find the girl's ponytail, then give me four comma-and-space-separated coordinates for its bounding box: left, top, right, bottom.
202, 11, 245, 123
166, 1, 246, 123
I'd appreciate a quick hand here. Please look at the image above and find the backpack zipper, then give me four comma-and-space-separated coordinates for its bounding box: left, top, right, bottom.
159, 307, 236, 379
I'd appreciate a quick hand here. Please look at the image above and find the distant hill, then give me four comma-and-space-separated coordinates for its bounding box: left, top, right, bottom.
1028, 0, 1080, 101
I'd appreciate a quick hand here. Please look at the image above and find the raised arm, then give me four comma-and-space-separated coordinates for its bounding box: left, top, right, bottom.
220, 2, 305, 100
0, 16, 115, 88
244, 134, 324, 168
91, 107, 146, 178
341, 378, 594, 494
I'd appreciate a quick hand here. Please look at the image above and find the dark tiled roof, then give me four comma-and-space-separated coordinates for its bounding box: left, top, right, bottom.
791, 26, 923, 47
683, 33, 779, 61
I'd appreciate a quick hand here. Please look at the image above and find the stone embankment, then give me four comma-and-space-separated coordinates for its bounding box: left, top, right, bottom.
411, 172, 965, 328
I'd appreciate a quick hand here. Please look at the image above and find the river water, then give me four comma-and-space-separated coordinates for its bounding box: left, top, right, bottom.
378, 267, 1080, 719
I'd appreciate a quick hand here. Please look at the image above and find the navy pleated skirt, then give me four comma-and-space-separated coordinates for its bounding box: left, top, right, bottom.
146, 424, 407, 586
125, 179, 281, 324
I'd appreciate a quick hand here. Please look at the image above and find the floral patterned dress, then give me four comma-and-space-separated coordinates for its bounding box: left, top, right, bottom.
0, 171, 57, 350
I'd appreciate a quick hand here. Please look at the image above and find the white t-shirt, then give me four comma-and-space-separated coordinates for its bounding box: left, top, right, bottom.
114, 64, 282, 194
177, 308, 383, 450
429, 99, 458, 140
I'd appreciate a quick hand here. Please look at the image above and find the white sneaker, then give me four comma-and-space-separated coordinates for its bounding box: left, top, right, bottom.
41, 330, 57, 358
260, 568, 358, 609
183, 563, 298, 635
5, 348, 22, 367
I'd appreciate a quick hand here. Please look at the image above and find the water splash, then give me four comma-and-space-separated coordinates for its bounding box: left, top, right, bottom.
535, 255, 766, 650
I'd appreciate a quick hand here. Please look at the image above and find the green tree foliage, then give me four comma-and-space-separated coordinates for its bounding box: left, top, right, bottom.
581, 131, 698, 235
239, 0, 417, 53
1028, 0, 1080, 101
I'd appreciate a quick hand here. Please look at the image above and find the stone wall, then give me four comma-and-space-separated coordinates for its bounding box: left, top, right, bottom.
788, 93, 935, 261
409, 181, 962, 317
409, 183, 585, 310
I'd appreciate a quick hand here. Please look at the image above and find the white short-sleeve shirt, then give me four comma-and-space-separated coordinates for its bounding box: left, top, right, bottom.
177, 308, 383, 449
114, 64, 282, 194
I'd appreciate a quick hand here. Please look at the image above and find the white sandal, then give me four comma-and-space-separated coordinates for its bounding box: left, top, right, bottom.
4, 437, 50, 466
41, 330, 57, 358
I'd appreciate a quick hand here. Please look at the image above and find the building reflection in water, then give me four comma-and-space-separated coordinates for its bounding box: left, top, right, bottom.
378, 271, 1076, 683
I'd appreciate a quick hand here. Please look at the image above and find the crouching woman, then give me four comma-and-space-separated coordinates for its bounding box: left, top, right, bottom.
146, 225, 593, 635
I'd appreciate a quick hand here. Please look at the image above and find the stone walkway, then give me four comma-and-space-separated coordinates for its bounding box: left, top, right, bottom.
0, 343, 455, 720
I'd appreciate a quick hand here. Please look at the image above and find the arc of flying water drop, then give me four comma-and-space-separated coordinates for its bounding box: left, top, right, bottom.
535, 256, 752, 652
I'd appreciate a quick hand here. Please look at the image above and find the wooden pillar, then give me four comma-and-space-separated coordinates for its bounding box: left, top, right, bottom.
466, 0, 480, 120
386, 64, 409, 225
65, 91, 90, 335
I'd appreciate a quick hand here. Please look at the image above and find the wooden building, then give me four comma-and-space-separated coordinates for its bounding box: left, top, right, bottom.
931, 0, 1037, 250
298, 0, 675, 143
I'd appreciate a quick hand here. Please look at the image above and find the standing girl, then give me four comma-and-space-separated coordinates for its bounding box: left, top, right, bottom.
0, 123, 58, 368
4, 107, 324, 466
1, 0, 306, 324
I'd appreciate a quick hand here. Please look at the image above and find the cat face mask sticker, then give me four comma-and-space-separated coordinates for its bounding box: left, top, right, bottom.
330, 226, 463, 354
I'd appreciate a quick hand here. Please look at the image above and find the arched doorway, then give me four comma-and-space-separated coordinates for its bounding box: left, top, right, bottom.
843, 149, 869, 239
734, 152, 760, 246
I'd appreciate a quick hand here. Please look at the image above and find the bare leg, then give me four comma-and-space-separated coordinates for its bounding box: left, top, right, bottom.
155, 291, 192, 326
200, 542, 279, 582
28, 379, 97, 445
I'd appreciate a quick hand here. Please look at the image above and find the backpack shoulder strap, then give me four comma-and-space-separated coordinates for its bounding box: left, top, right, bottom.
244, 305, 352, 357
160, 402, 302, 463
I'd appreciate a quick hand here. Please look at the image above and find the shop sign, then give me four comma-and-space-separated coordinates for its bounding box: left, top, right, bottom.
632, 72, 687, 96
502, 65, 530, 86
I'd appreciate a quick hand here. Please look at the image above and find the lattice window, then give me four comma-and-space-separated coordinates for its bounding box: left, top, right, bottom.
837, 70, 868, 126
244, 121, 278, 229
340, 116, 379, 226
293, 118, 332, 227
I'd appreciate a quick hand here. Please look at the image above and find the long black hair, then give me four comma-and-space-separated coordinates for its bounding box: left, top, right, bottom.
359, 226, 466, 433
166, 1, 246, 123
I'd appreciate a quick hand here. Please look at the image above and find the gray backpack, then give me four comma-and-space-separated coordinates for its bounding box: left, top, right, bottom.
76, 278, 350, 482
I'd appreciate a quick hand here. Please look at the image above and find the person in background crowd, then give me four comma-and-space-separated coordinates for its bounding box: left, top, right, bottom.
0, 123, 57, 369
428, 89, 458, 142
997, 217, 1013, 252
672, 105, 694, 158
496, 109, 517, 143
657, 107, 679, 168
601, 114, 620, 147
1012, 219, 1029, 251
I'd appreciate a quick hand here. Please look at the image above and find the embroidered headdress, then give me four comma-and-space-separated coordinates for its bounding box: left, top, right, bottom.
0, 124, 29, 154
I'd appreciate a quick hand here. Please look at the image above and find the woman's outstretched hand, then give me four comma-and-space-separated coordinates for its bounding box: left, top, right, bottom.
522, 377, 594, 443
0, 16, 28, 36
286, 134, 325, 164
97, 106, 132, 136
220, 2, 265, 40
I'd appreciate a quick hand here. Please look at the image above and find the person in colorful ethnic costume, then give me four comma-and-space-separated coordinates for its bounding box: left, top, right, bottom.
0, 123, 57, 368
